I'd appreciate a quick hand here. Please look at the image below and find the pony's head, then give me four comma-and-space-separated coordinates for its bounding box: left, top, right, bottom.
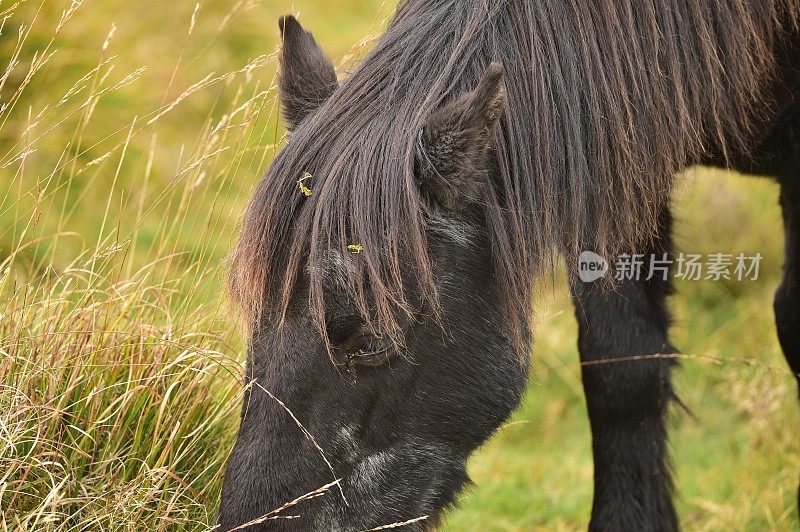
218, 16, 529, 530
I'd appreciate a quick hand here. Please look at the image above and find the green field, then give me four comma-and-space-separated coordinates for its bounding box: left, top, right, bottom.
1, 1, 798, 530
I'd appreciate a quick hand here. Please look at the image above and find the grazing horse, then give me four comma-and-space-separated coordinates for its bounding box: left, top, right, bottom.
219, 1, 800, 530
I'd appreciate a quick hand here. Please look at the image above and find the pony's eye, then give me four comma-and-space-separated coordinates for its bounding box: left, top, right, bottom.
326, 318, 394, 368
325, 315, 364, 347
345, 339, 393, 367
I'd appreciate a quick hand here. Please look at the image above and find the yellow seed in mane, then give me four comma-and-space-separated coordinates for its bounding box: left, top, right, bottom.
297, 172, 313, 197
347, 244, 364, 254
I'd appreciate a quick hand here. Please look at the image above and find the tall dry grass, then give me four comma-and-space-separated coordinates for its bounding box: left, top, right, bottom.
0, 263, 240, 529
0, 1, 290, 529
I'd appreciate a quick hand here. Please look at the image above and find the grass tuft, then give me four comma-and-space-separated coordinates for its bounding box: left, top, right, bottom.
0, 264, 241, 530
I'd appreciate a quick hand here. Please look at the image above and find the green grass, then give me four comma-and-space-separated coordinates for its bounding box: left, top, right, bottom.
444, 170, 800, 531
1, 1, 798, 530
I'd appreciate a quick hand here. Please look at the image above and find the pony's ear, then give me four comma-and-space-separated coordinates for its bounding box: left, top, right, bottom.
416, 63, 506, 212
278, 15, 338, 130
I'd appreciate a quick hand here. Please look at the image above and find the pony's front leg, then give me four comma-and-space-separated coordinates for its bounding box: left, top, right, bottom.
570, 208, 678, 532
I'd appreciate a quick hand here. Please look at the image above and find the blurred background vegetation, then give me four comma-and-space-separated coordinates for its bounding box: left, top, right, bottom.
0, 0, 797, 530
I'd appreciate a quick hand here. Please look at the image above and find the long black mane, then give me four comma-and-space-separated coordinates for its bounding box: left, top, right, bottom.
230, 0, 798, 344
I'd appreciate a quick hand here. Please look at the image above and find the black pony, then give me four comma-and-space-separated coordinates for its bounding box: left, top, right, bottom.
219, 1, 800, 530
